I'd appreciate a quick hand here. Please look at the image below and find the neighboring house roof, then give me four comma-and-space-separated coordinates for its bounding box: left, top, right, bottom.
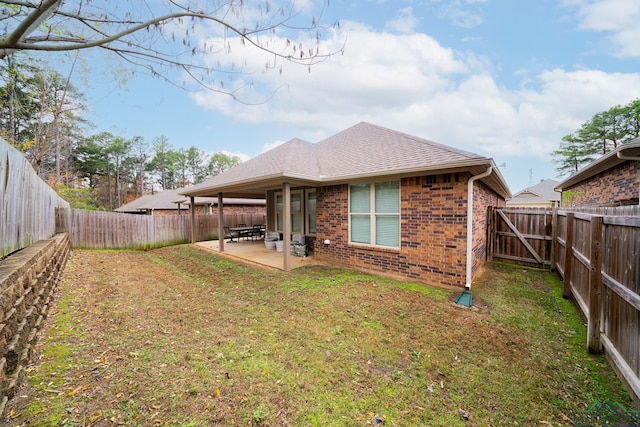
116, 189, 205, 213
181, 122, 511, 199
555, 139, 640, 190
115, 188, 265, 213
507, 179, 561, 206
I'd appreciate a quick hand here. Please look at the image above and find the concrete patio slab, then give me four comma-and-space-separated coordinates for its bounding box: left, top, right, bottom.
195, 239, 319, 270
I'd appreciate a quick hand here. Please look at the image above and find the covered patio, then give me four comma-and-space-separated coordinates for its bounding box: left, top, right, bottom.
181, 137, 321, 272
195, 239, 319, 270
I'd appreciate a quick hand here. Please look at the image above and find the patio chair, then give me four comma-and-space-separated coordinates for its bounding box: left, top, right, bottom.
223, 226, 239, 243
251, 224, 265, 241
238, 223, 249, 240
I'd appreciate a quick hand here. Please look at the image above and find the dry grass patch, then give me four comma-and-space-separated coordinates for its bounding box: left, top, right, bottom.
2, 246, 632, 426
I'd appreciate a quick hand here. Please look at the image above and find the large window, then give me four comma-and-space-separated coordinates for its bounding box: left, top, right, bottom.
306, 190, 316, 234
350, 181, 400, 248
291, 192, 302, 233
275, 189, 317, 235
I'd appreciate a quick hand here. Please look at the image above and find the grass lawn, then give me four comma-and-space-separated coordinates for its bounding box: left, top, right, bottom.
3, 245, 633, 426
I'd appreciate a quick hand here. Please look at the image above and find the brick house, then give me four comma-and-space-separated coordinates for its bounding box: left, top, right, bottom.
183, 122, 510, 289
506, 179, 561, 208
555, 140, 640, 207
116, 188, 266, 216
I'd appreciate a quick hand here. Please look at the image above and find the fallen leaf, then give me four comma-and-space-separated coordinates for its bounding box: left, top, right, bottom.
68, 385, 86, 396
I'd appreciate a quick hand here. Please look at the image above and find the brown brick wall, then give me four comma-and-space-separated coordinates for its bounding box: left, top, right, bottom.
563, 161, 640, 207
151, 209, 190, 216
223, 205, 267, 216
472, 180, 505, 280
150, 205, 266, 216
314, 173, 502, 288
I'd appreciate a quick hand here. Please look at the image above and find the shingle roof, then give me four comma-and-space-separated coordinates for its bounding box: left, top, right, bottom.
315, 122, 484, 179
507, 179, 560, 206
555, 139, 640, 190
116, 188, 264, 213
182, 122, 511, 198
115, 189, 197, 213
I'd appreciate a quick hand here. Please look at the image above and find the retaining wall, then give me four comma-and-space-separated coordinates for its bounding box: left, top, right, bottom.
0, 233, 70, 414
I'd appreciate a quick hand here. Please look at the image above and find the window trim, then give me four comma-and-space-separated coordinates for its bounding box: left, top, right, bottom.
349, 181, 401, 249
305, 189, 317, 235
274, 189, 317, 236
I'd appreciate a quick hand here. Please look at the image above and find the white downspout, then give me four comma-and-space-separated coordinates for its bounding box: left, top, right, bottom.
466, 166, 493, 290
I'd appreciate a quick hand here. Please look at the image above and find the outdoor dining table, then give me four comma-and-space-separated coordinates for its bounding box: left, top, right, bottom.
229, 226, 264, 242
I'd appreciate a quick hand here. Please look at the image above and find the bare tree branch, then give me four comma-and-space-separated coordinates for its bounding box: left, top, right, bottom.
0, 0, 344, 98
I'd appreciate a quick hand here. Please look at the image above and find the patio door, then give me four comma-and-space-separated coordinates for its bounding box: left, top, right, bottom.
275, 190, 316, 235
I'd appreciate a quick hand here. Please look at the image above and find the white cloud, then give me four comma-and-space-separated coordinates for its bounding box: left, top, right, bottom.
429, 0, 487, 29
190, 20, 471, 118
571, 0, 640, 57
384, 7, 420, 34
261, 140, 286, 153
188, 15, 640, 165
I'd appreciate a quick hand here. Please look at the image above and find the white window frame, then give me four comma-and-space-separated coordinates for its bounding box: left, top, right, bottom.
305, 189, 317, 235
349, 181, 400, 248
273, 190, 307, 233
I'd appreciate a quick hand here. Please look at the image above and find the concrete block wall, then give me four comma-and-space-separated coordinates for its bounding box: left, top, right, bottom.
0, 233, 70, 414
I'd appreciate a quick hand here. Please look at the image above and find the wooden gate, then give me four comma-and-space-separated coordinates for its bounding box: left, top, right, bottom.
488, 207, 555, 268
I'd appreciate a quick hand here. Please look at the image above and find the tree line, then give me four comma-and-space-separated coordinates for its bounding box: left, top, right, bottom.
0, 53, 241, 210
552, 99, 640, 176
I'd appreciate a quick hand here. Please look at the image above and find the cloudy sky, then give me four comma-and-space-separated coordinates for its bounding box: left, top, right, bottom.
80, 0, 640, 193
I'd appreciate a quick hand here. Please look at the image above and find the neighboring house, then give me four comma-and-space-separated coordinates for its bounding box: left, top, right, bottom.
115, 188, 266, 216
555, 140, 640, 207
506, 179, 561, 208
182, 122, 510, 289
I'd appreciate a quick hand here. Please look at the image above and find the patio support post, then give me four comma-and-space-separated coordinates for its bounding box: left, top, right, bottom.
218, 192, 225, 252
190, 196, 196, 243
283, 182, 291, 270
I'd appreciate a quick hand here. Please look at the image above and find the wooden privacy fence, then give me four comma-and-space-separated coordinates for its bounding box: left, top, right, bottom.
56, 208, 266, 249
488, 207, 555, 268
1, 138, 69, 258
489, 206, 640, 406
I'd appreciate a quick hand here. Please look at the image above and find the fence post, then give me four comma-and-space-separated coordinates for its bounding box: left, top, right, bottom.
562, 212, 574, 298
587, 216, 603, 354
550, 208, 558, 271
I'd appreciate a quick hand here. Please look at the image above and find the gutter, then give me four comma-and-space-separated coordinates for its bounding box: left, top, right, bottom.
465, 166, 493, 290
617, 151, 640, 161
